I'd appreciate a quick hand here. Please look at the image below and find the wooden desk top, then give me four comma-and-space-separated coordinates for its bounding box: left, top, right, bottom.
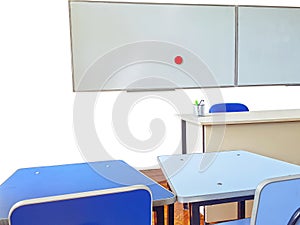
179, 109, 300, 125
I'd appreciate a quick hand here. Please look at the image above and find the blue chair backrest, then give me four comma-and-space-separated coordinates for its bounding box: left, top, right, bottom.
209, 103, 249, 113
9, 185, 152, 225
251, 174, 300, 225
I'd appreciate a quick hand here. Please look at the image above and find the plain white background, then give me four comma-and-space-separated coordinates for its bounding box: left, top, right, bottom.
1, 0, 300, 183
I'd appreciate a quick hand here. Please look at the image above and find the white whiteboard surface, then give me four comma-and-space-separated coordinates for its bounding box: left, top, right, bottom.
69, 2, 235, 91
238, 6, 300, 85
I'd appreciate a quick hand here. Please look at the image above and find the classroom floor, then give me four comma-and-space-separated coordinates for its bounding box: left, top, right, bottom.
140, 169, 205, 225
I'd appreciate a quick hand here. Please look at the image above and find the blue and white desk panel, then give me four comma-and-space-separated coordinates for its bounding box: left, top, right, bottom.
0, 160, 175, 225
158, 150, 300, 225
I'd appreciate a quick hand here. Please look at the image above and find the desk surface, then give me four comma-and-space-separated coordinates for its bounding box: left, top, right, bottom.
158, 150, 300, 203
0, 160, 175, 218
180, 109, 300, 125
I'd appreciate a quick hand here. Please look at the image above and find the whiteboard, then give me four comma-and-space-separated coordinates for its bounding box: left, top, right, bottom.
69, 2, 235, 91
238, 6, 300, 85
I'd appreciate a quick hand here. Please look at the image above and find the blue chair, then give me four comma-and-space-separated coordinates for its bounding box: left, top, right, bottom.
9, 185, 152, 225
217, 174, 300, 225
209, 103, 249, 113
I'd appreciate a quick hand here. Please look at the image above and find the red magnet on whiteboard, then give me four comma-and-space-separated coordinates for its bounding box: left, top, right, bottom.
174, 56, 183, 65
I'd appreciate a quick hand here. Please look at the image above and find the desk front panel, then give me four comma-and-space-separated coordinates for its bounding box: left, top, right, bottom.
205, 121, 300, 165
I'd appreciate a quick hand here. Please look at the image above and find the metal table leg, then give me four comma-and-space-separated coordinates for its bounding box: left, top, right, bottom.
238, 201, 246, 219
168, 204, 174, 225
190, 203, 201, 225
181, 120, 189, 210
154, 206, 164, 225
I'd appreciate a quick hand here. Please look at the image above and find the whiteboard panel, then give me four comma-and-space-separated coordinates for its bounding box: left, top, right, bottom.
238, 7, 300, 85
69, 2, 235, 91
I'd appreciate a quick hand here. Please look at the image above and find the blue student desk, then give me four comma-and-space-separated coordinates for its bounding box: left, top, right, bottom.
0, 160, 175, 225
158, 150, 300, 225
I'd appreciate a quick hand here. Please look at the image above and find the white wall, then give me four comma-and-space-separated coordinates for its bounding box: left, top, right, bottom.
1, 0, 300, 184
0, 0, 82, 183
